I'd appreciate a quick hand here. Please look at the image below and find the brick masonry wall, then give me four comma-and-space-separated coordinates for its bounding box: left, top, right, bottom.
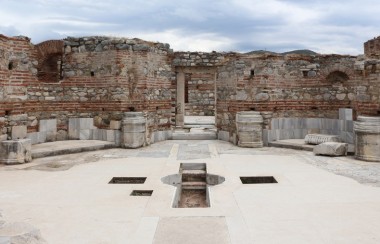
216, 53, 380, 136
0, 34, 379, 144
364, 36, 380, 58
0, 36, 174, 141
185, 72, 215, 116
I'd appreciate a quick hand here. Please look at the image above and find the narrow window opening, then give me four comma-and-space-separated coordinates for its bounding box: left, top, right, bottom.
302, 70, 308, 77
250, 69, 255, 77
8, 62, 13, 70
250, 107, 256, 111
185, 80, 189, 103
5, 110, 10, 116
128, 106, 135, 112
90, 71, 95, 77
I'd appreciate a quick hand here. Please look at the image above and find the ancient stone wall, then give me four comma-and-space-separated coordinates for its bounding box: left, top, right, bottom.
0, 35, 174, 142
215, 53, 380, 141
0, 33, 379, 146
364, 36, 380, 58
185, 72, 215, 116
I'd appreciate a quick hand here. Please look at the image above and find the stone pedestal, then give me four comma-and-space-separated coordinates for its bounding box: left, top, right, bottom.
354, 116, 380, 162
0, 139, 32, 165
236, 111, 263, 148
121, 112, 146, 148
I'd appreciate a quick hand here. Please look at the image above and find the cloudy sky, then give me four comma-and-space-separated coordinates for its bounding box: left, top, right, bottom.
0, 0, 379, 54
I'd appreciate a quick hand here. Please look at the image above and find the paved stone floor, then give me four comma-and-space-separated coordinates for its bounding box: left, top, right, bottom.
1, 140, 380, 243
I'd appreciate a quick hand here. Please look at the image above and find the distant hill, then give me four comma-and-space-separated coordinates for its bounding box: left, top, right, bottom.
281, 49, 318, 55
245, 49, 318, 56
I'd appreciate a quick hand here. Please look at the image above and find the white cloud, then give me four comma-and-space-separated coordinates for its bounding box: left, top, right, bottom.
0, 0, 378, 54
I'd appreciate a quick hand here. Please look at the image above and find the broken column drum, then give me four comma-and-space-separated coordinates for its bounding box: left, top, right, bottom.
354, 116, 380, 162
121, 112, 146, 148
236, 111, 264, 148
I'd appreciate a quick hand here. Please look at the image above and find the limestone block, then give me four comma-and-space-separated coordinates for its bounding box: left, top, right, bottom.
27, 132, 47, 144
236, 111, 263, 148
11, 126, 27, 140
339, 108, 353, 121
69, 118, 95, 139
217, 131, 229, 142
79, 130, 92, 140
304, 134, 340, 145
39, 119, 57, 132
38, 119, 57, 142
110, 120, 121, 130
0, 139, 32, 165
0, 135, 7, 142
314, 142, 348, 156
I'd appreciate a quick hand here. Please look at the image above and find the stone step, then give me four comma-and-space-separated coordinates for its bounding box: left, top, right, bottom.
183, 124, 216, 129
181, 181, 207, 190
182, 170, 206, 182
172, 131, 217, 140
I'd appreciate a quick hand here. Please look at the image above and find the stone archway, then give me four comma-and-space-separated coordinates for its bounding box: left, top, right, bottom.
326, 70, 349, 84
35, 40, 64, 83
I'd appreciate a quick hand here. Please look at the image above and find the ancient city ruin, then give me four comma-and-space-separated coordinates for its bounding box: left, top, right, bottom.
0, 33, 380, 243
0, 34, 379, 161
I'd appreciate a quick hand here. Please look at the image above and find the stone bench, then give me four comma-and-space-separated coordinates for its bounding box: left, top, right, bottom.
304, 134, 340, 145
313, 142, 348, 156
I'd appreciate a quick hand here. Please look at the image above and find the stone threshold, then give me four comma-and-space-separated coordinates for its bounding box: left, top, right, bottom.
31, 140, 116, 159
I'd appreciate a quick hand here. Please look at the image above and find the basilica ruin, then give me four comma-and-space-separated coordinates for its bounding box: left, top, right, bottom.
0, 34, 380, 243
0, 34, 379, 162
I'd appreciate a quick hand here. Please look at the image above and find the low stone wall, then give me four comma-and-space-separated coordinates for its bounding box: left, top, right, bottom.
263, 117, 354, 146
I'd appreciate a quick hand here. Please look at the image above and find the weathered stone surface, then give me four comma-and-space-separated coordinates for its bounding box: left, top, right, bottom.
314, 142, 348, 156
110, 120, 121, 130
354, 116, 380, 162
236, 111, 263, 148
0, 139, 32, 165
122, 112, 146, 148
0, 222, 46, 244
305, 134, 340, 145
11, 126, 27, 140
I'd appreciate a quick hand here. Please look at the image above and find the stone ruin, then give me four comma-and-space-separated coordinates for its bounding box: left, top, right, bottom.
0, 33, 379, 162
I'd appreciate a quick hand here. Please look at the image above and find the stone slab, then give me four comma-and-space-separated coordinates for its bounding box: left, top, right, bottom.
314, 142, 348, 156
339, 108, 353, 121
109, 120, 121, 130
39, 119, 57, 133
269, 139, 314, 151
11, 126, 27, 140
153, 217, 229, 244
31, 140, 116, 159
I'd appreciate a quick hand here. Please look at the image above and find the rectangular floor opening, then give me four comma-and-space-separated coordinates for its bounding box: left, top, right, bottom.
130, 190, 153, 196
240, 176, 277, 184
176, 188, 209, 208
109, 177, 146, 184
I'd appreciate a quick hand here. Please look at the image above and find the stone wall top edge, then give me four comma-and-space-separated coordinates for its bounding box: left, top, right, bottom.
0, 34, 31, 42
